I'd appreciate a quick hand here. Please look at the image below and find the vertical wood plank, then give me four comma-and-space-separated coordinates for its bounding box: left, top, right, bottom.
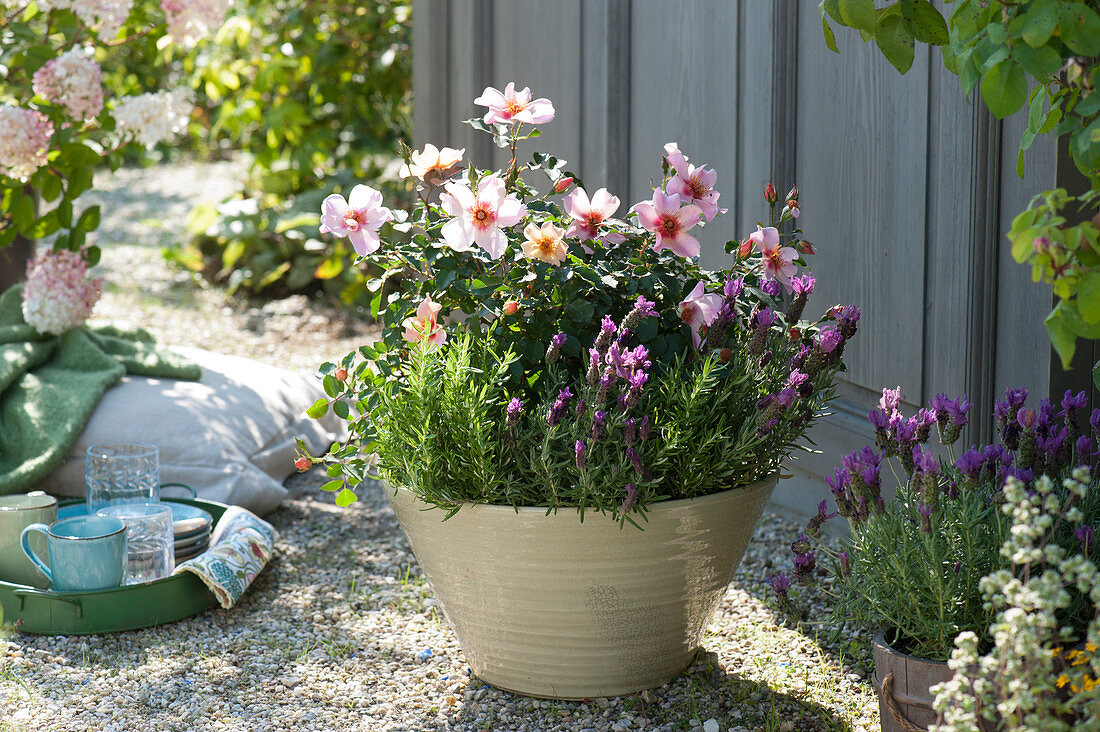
793, 6, 929, 402
492, 0, 583, 175
628, 0, 739, 269
580, 0, 632, 196
412, 0, 450, 147
736, 3, 776, 240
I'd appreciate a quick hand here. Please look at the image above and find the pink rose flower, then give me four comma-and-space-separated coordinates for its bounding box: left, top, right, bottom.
319, 184, 394, 256
663, 143, 726, 222
474, 83, 555, 126
678, 282, 723, 350
750, 225, 798, 285
401, 143, 465, 182
439, 174, 526, 260
633, 189, 703, 258
563, 187, 625, 245
402, 295, 446, 348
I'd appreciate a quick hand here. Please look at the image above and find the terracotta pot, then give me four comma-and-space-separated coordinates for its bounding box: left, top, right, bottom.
872, 632, 954, 732
386, 477, 777, 699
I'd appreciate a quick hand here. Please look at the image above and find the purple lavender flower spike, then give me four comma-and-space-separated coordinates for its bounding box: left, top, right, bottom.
1076, 435, 1094, 461
634, 295, 657, 317
624, 418, 637, 447
593, 315, 617, 354
1006, 387, 1028, 409
805, 499, 838, 537
879, 387, 902, 414
621, 483, 638, 514
723, 277, 744, 300
817, 327, 842, 353
1090, 409, 1100, 435
791, 275, 815, 295
626, 447, 644, 476
837, 550, 850, 578
1076, 525, 1094, 554
591, 410, 608, 442
1060, 389, 1088, 419
762, 278, 783, 297
768, 572, 793, 608
546, 332, 568, 364
575, 440, 586, 470
918, 503, 933, 533
788, 370, 809, 387
639, 415, 651, 442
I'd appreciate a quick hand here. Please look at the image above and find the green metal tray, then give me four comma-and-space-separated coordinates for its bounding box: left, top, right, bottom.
0, 497, 227, 635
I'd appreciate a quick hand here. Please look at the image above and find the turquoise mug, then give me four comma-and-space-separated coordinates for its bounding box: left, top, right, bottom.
20, 515, 127, 592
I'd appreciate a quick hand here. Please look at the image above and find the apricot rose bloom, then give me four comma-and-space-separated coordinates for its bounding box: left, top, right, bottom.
319, 184, 394, 256
521, 222, 568, 265
402, 143, 464, 181
402, 295, 446, 348
474, 82, 555, 126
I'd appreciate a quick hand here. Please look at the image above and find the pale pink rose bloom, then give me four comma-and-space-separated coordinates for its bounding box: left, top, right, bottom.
319, 184, 394, 256
678, 282, 723, 350
474, 82, 555, 125
562, 187, 624, 245
750, 225, 798, 285
633, 189, 703, 259
402, 143, 465, 180
402, 295, 446, 348
521, 222, 568, 265
439, 174, 526, 260
666, 155, 726, 222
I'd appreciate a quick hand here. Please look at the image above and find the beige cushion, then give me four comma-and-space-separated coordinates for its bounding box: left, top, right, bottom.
36, 347, 344, 514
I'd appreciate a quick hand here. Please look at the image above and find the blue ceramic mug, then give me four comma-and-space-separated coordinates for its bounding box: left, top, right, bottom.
20, 515, 127, 592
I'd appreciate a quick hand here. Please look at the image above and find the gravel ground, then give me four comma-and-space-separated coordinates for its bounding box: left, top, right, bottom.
0, 160, 880, 731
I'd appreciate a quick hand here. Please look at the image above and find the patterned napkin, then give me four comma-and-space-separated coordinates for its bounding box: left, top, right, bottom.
173, 506, 278, 609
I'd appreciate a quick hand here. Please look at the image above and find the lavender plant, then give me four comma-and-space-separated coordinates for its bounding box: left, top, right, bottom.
774, 387, 1100, 662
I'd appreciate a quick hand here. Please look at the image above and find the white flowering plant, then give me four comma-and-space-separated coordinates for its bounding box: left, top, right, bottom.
0, 0, 229, 263
931, 469, 1100, 731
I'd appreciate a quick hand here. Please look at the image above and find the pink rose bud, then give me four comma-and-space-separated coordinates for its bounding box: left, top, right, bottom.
787, 186, 798, 201
553, 176, 574, 193
764, 183, 777, 204
294, 456, 312, 471
1033, 236, 1050, 254
797, 240, 815, 256
738, 239, 753, 259
719, 348, 732, 363
334, 367, 348, 381
789, 327, 801, 341
503, 300, 519, 315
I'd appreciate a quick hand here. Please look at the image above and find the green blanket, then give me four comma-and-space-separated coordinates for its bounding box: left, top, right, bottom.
0, 284, 201, 495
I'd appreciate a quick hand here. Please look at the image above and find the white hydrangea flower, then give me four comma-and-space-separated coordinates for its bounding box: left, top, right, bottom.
112, 88, 193, 148
161, 0, 232, 47
37, 0, 133, 39
32, 47, 104, 122
21, 249, 103, 336
0, 104, 53, 180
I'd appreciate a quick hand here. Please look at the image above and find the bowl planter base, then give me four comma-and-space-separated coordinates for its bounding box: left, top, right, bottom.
386, 477, 777, 700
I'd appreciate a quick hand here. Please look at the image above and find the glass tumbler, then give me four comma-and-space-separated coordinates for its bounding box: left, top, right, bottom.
85, 443, 159, 514
96, 503, 174, 584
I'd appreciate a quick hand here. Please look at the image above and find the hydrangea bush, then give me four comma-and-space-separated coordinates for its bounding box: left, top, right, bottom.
0, 0, 228, 261
299, 86, 860, 517
774, 386, 1100, 662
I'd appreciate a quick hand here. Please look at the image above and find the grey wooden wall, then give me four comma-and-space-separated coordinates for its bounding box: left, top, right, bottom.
413, 0, 1077, 523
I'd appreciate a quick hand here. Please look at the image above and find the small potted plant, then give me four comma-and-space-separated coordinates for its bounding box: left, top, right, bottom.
777, 387, 1100, 731
300, 84, 860, 699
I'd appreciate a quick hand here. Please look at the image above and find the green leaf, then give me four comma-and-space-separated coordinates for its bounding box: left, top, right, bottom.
323, 374, 341, 398
1046, 306, 1077, 370
1079, 270, 1100, 324
875, 14, 916, 74
40, 175, 62, 202
1060, 3, 1100, 56
980, 60, 1027, 119
11, 194, 34, 234
900, 0, 948, 45
1093, 361, 1100, 393
1022, 0, 1059, 47
821, 16, 839, 53
1012, 44, 1062, 77
838, 0, 876, 33
314, 257, 343, 280
332, 399, 350, 419
320, 479, 344, 492
57, 199, 73, 228
335, 488, 358, 507
306, 397, 330, 419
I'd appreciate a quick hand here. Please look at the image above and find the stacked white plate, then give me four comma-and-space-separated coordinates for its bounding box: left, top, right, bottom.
172, 504, 213, 562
